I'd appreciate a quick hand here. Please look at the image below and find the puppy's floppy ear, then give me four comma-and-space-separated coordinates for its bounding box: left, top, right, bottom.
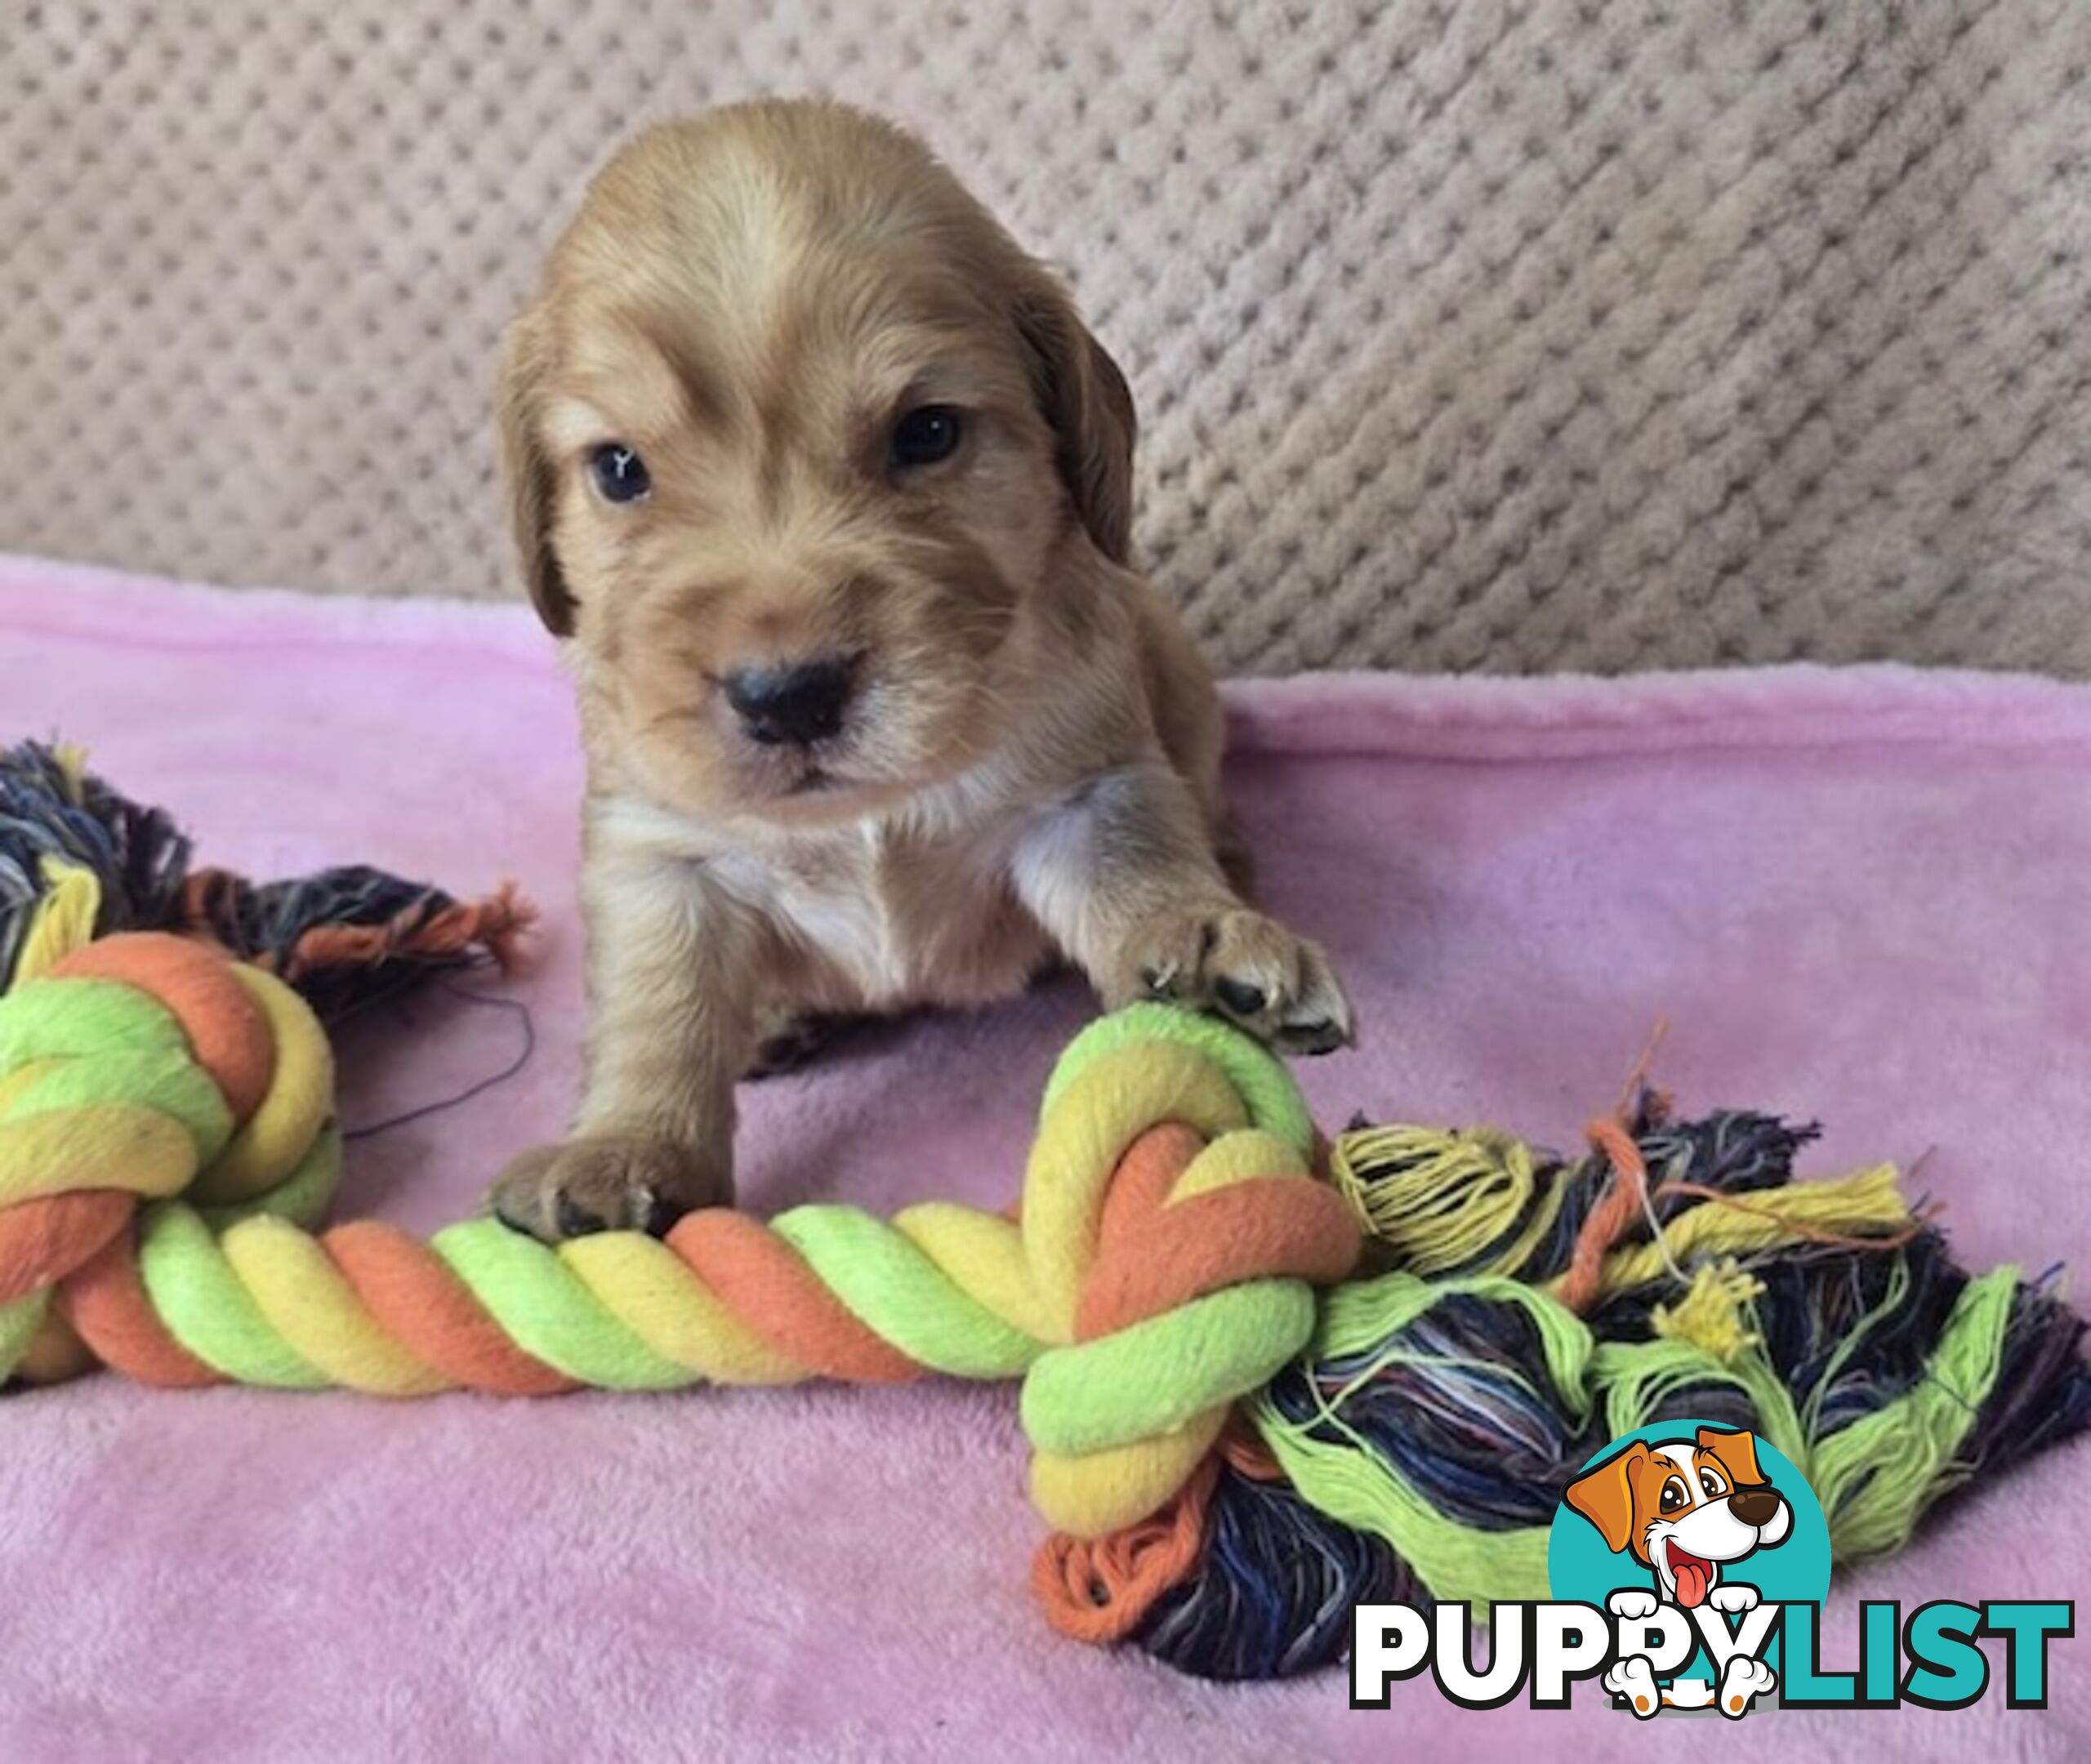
1565, 1444, 1647, 1557
1014, 274, 1137, 565
496, 303, 576, 635
1697, 1426, 1768, 1488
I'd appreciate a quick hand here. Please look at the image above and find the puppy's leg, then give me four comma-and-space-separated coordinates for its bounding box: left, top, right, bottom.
1013, 763, 1353, 1054
490, 844, 753, 1241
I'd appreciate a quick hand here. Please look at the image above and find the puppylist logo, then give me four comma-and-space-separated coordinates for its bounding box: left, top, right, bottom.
1351, 1421, 2072, 1718
1554, 1423, 1821, 1716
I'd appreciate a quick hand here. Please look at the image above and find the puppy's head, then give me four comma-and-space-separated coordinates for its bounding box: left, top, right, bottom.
1564, 1427, 1791, 1608
499, 100, 1135, 822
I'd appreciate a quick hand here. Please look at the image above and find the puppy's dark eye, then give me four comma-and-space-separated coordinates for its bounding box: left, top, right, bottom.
1700, 1469, 1727, 1498
1659, 1477, 1689, 1513
889, 405, 964, 469
590, 443, 651, 504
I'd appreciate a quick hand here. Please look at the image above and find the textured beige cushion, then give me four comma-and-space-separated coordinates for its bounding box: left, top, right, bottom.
3, 1, 2087, 675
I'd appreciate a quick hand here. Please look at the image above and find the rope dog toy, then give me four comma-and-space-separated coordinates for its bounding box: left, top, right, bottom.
0, 932, 1358, 1541
3, 930, 2086, 1681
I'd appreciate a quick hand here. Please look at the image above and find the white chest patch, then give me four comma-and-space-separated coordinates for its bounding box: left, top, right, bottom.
711, 797, 1054, 1011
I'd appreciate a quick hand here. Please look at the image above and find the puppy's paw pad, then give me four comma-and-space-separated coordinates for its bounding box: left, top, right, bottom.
1129, 907, 1354, 1055
489, 1137, 729, 1243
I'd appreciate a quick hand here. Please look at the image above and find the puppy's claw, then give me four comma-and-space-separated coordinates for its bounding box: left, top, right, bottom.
491, 1195, 536, 1238
1274, 1016, 1348, 1058
640, 1187, 685, 1240
1119, 906, 1355, 1056
555, 1194, 608, 1239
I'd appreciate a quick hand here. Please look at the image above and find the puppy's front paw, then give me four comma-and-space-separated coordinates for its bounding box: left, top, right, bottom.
1607, 1588, 1660, 1620
1121, 906, 1354, 1054
1708, 1583, 1759, 1614
488, 1136, 731, 1242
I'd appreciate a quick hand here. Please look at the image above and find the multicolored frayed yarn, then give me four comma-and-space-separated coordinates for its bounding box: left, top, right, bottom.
1, 740, 527, 1018
1, 930, 2084, 1682
1115, 1105, 2090, 1679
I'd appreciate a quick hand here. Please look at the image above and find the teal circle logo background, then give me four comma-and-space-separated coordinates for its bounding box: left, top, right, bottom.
1548, 1422, 1830, 1677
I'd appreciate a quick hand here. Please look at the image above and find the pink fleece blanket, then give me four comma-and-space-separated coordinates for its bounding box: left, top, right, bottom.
2, 555, 2087, 1762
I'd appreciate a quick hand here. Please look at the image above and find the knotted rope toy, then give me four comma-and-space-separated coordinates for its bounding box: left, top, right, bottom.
3, 930, 2086, 1681
0, 933, 1362, 1544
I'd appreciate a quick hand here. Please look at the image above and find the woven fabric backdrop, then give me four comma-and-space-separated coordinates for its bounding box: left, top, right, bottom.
5, 0, 2089, 675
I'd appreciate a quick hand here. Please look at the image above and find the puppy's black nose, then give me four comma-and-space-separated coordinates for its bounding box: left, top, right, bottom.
1730, 1486, 1782, 1527
723, 658, 854, 746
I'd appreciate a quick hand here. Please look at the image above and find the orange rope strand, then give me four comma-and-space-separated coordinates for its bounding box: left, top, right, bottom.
1556, 1116, 1649, 1314
1032, 1456, 1221, 1644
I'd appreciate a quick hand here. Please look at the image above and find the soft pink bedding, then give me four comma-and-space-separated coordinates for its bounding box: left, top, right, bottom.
2, 555, 2086, 1761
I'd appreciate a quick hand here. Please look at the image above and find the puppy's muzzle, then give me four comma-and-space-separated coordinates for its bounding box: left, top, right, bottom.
724, 657, 854, 746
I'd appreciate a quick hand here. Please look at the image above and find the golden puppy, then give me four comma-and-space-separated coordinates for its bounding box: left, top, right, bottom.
490, 99, 1352, 1240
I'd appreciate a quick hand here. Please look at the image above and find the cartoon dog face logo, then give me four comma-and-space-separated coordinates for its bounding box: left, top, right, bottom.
1565, 1425, 1792, 1610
